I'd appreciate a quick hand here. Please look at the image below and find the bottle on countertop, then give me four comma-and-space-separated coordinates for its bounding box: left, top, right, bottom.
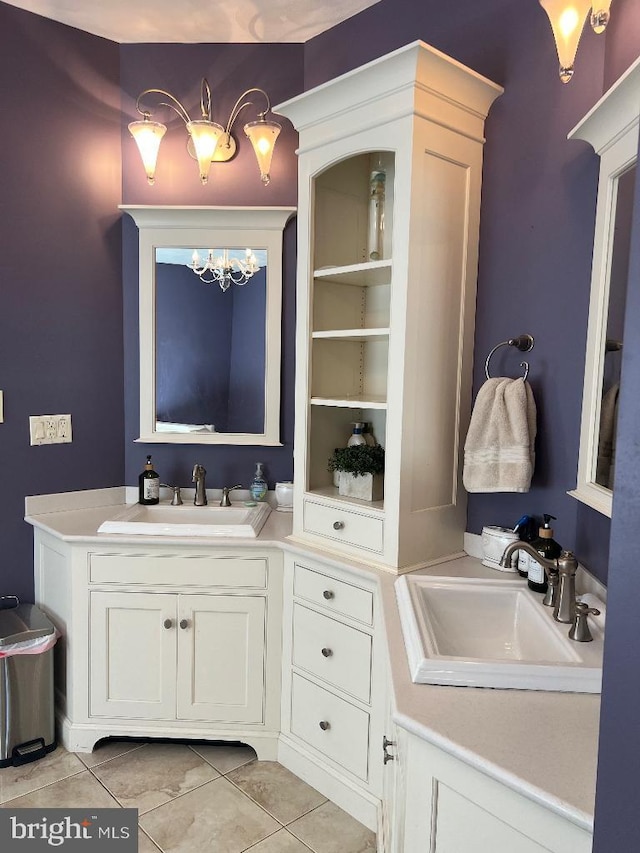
139, 455, 160, 505
250, 462, 268, 501
528, 514, 562, 594
513, 515, 539, 578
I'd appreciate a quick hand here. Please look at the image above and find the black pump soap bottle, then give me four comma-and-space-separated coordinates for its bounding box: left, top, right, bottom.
139, 455, 160, 505
528, 514, 562, 593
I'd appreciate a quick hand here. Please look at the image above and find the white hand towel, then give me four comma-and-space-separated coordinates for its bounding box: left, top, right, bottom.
463, 377, 537, 493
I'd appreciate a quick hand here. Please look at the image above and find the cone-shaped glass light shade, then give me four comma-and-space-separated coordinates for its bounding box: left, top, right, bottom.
128, 118, 167, 184
244, 119, 281, 185
187, 120, 224, 184
539, 0, 591, 82
591, 0, 613, 34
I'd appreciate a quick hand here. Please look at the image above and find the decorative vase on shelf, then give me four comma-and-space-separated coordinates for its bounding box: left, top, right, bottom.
367, 158, 386, 261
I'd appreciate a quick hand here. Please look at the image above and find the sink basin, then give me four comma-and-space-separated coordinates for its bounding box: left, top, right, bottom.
395, 575, 604, 693
97, 501, 271, 538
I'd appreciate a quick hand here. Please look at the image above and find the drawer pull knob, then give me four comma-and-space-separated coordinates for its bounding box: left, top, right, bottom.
322, 590, 334, 600
319, 720, 331, 731
333, 521, 344, 530
163, 618, 173, 629
321, 647, 333, 657
179, 619, 189, 629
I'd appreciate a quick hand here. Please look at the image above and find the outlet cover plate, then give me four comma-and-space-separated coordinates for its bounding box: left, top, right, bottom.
29, 414, 72, 445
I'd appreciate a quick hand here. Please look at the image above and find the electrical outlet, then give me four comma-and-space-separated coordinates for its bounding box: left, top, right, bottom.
29, 414, 73, 445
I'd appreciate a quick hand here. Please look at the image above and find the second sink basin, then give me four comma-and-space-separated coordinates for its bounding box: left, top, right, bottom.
395, 574, 604, 693
97, 501, 271, 538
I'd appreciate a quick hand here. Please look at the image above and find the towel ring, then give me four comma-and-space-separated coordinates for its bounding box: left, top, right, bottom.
485, 334, 535, 382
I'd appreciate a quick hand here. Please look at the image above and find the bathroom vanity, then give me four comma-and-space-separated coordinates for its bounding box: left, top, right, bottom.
32, 519, 284, 760
27, 493, 598, 853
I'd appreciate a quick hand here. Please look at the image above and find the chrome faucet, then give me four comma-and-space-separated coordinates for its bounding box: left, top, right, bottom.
220, 484, 242, 507
500, 541, 578, 624
192, 464, 207, 506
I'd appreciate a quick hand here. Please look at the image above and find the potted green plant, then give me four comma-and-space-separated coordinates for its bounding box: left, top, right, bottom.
327, 444, 385, 501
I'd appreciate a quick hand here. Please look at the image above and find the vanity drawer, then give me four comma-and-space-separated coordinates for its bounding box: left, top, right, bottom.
292, 604, 372, 703
290, 674, 370, 781
303, 500, 383, 554
293, 564, 373, 625
89, 554, 267, 588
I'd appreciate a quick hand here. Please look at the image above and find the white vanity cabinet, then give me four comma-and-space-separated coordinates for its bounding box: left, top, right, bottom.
33, 530, 283, 757
276, 41, 503, 571
389, 730, 592, 853
278, 553, 386, 832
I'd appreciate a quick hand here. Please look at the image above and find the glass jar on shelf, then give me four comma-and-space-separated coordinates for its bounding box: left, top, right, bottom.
367, 157, 386, 261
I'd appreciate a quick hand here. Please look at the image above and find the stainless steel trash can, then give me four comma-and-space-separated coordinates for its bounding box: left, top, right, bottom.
0, 603, 57, 767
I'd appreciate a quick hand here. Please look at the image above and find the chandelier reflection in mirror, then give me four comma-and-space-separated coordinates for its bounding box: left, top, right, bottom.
128, 78, 281, 186
539, 0, 614, 83
189, 248, 260, 291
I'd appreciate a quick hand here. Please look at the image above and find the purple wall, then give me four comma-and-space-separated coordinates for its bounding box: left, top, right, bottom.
120, 43, 302, 491
0, 3, 123, 603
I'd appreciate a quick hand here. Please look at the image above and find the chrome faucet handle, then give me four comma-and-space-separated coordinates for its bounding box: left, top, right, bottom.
569, 601, 601, 642
160, 484, 183, 506
542, 569, 559, 607
220, 484, 242, 507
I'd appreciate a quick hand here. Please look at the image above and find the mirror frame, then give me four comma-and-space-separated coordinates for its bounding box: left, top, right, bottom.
567, 58, 640, 517
121, 205, 295, 445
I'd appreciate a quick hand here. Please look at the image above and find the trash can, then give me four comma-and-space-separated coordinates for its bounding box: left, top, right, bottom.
0, 599, 58, 767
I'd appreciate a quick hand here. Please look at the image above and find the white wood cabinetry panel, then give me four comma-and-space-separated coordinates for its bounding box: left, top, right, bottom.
290, 674, 370, 781
293, 563, 374, 625
89, 553, 267, 588
90, 591, 176, 719
292, 603, 372, 703
176, 594, 265, 723
433, 784, 551, 853
303, 500, 384, 553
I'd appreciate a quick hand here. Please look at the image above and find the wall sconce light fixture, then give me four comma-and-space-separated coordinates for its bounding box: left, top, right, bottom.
189, 248, 260, 291
539, 0, 614, 83
128, 79, 281, 186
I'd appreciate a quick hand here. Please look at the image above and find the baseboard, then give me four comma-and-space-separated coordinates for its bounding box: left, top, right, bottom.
58, 714, 280, 760
278, 735, 379, 832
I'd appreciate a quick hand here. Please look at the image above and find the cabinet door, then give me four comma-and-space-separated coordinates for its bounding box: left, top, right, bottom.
90, 592, 176, 719
176, 594, 266, 724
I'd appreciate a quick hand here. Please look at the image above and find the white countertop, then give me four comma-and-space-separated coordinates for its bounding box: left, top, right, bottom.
24, 489, 599, 830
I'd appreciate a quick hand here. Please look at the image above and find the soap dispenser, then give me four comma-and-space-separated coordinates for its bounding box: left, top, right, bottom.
250, 463, 268, 501
528, 514, 562, 594
139, 455, 160, 505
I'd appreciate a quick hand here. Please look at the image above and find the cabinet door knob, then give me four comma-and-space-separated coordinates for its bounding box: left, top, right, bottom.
322, 590, 334, 600
163, 618, 173, 629
319, 720, 331, 731
321, 647, 333, 657
333, 520, 344, 530
179, 619, 189, 629
383, 735, 396, 764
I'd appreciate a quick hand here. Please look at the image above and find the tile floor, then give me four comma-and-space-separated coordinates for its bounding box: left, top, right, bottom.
0, 740, 377, 853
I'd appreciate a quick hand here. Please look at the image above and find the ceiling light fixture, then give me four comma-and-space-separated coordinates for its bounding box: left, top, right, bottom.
128, 79, 281, 185
539, 0, 614, 83
189, 248, 260, 292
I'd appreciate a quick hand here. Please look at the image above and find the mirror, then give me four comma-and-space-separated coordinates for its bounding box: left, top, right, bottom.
568, 58, 640, 516
121, 205, 295, 445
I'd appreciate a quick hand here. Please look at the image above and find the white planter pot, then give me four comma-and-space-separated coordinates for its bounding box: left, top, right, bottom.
338, 472, 384, 501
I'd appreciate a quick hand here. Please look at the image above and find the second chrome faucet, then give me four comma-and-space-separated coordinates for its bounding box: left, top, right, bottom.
500, 541, 577, 624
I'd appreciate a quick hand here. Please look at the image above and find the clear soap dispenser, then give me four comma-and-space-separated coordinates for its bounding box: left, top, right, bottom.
250, 463, 268, 501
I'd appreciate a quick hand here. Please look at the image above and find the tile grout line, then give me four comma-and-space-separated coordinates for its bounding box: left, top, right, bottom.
0, 763, 88, 806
